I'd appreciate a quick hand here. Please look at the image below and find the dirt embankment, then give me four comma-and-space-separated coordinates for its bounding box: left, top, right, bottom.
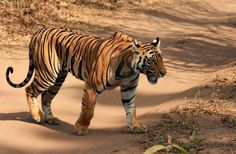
140, 63, 236, 153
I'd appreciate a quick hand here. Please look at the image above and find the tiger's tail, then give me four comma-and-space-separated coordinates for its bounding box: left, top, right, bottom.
6, 52, 34, 88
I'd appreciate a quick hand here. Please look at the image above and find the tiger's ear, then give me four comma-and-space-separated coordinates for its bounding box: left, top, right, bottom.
132, 39, 140, 54
133, 39, 140, 48
151, 37, 160, 48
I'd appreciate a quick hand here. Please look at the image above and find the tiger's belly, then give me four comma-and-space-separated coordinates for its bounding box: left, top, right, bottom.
105, 73, 140, 91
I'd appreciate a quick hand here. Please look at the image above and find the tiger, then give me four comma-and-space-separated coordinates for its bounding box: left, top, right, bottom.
6, 28, 167, 135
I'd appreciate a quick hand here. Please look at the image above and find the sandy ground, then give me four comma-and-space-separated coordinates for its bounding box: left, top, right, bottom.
0, 0, 236, 153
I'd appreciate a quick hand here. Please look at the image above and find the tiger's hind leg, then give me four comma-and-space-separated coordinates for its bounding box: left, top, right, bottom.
41, 71, 68, 125
25, 83, 46, 123
25, 69, 60, 123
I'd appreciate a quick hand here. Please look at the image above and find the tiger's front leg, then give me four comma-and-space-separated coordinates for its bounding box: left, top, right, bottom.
74, 83, 97, 135
121, 85, 148, 133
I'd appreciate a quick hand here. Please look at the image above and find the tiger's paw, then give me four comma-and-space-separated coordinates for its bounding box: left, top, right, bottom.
74, 123, 89, 136
45, 117, 59, 125
128, 124, 148, 134
32, 110, 45, 123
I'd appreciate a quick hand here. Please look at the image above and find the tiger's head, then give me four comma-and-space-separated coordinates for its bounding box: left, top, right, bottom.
132, 37, 167, 84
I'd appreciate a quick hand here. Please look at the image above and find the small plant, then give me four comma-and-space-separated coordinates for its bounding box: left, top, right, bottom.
189, 130, 205, 144
144, 134, 189, 154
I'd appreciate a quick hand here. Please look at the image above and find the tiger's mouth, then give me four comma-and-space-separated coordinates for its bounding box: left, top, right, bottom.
146, 70, 160, 85
147, 74, 158, 84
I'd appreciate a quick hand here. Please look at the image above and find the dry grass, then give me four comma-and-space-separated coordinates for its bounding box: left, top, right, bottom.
0, 0, 126, 42
0, 0, 185, 58
0, 0, 183, 39
139, 114, 201, 153
139, 64, 236, 153
172, 65, 236, 122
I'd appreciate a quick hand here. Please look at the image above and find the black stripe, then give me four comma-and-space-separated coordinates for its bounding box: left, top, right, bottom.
82, 100, 88, 108
55, 75, 67, 83
122, 95, 136, 105
70, 37, 82, 75
71, 53, 76, 75
142, 44, 151, 50
48, 88, 59, 95
115, 61, 124, 80
55, 32, 66, 58
106, 82, 111, 87
77, 61, 83, 80
100, 70, 106, 90
47, 30, 55, 73
75, 36, 89, 80
32, 82, 44, 94
59, 33, 75, 60
130, 74, 139, 83
34, 75, 50, 88
72, 36, 86, 79
142, 58, 146, 68
49, 29, 61, 73
63, 35, 78, 69
136, 56, 142, 68
95, 88, 102, 94
82, 37, 96, 78
120, 44, 132, 52
83, 38, 94, 69
38, 29, 55, 81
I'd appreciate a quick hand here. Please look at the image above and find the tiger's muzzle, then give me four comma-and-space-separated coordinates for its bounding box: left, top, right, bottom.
146, 70, 166, 84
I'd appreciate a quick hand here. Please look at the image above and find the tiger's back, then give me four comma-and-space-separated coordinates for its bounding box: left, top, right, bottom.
30, 28, 104, 81
30, 28, 134, 82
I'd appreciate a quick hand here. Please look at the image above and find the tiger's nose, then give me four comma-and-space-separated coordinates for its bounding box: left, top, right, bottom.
160, 71, 167, 77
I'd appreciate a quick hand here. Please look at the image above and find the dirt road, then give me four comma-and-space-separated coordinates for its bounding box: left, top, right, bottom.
0, 0, 236, 153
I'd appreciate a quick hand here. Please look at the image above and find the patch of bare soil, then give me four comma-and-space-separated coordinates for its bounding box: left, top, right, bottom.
139, 64, 236, 153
